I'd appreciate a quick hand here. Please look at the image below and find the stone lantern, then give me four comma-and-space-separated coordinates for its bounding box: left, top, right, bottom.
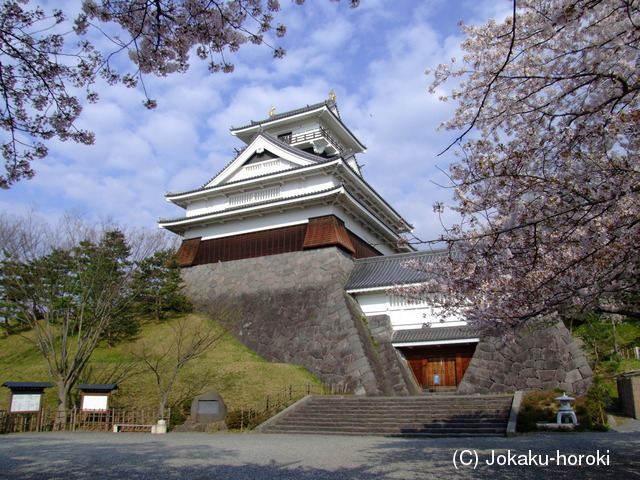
555, 392, 578, 425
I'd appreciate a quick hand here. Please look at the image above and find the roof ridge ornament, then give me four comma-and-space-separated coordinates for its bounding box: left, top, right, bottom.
268, 106, 276, 117
328, 90, 336, 101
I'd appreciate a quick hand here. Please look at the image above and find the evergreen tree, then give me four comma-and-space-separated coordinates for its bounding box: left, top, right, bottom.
1, 229, 135, 426
132, 249, 192, 322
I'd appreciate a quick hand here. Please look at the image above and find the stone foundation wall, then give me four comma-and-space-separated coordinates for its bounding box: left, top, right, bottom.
180, 248, 414, 395
458, 321, 594, 396
367, 315, 421, 396
181, 248, 594, 397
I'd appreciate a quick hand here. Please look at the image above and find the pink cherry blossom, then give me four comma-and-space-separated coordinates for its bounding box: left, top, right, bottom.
407, 0, 639, 336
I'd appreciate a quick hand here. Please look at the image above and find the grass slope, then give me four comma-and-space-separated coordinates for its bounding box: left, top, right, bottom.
0, 314, 320, 415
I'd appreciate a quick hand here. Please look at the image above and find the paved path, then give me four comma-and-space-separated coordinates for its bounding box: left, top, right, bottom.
0, 430, 638, 480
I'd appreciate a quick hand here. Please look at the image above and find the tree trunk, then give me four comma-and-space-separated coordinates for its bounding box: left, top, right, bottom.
54, 381, 70, 431
158, 391, 170, 420
611, 317, 620, 355
158, 375, 176, 420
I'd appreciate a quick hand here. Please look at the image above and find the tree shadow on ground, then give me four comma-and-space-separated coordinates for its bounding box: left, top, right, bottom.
361, 431, 640, 479
0, 430, 638, 480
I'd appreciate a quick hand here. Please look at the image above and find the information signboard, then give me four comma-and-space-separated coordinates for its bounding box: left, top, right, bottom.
81, 395, 109, 411
10, 394, 41, 412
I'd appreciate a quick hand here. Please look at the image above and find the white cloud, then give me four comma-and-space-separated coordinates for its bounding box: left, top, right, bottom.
3, 0, 498, 242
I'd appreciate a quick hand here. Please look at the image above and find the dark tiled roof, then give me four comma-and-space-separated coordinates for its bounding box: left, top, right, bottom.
2, 382, 53, 388
166, 131, 332, 198
345, 250, 448, 290
161, 160, 413, 235
230, 100, 365, 152
160, 186, 343, 225
2, 382, 53, 392
75, 384, 118, 391
231, 100, 338, 130
392, 326, 478, 344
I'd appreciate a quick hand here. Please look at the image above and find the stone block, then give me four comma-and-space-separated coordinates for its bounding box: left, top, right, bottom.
558, 382, 572, 393
475, 350, 495, 361
515, 379, 528, 390
190, 392, 227, 424
538, 370, 557, 383
555, 369, 567, 381
570, 355, 588, 369
510, 363, 524, 373
534, 360, 546, 370
520, 367, 535, 379
545, 358, 563, 370
475, 368, 493, 379
570, 346, 585, 359
489, 383, 508, 393
573, 378, 593, 397
504, 372, 519, 386
533, 336, 553, 349
525, 378, 542, 389
347, 356, 370, 373
513, 351, 530, 364
477, 343, 495, 353
540, 348, 558, 361
579, 364, 594, 378
564, 369, 583, 384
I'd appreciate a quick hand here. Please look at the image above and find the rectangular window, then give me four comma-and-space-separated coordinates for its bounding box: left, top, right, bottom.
228, 186, 281, 207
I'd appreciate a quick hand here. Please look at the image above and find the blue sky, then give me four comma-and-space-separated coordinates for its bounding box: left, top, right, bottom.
2, 0, 511, 245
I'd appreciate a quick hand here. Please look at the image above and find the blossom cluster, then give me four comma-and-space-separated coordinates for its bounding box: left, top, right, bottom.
1, 0, 358, 188
0, 0, 101, 188
414, 0, 639, 335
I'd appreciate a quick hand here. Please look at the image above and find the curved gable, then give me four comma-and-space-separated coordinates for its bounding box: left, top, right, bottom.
207, 133, 320, 187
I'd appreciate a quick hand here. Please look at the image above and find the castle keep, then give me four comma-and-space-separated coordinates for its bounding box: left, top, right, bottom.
159, 99, 593, 396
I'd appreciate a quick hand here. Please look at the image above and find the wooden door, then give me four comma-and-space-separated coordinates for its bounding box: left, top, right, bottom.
408, 359, 428, 386
425, 356, 457, 387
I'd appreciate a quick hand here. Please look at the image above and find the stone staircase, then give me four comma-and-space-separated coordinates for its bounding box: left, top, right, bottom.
258, 394, 513, 437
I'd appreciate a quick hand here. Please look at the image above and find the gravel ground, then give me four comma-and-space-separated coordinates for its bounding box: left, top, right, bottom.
0, 429, 638, 480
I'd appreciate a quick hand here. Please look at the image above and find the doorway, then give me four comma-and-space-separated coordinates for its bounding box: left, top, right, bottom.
402, 343, 476, 389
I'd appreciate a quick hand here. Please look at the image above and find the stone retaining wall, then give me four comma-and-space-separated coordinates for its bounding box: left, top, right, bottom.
180, 247, 414, 395
458, 321, 593, 396
181, 247, 593, 397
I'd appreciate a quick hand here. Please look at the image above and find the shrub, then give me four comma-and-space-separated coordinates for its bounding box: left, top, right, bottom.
517, 390, 561, 432
574, 377, 611, 431
168, 405, 187, 431
517, 382, 611, 433
225, 409, 256, 430
225, 408, 274, 430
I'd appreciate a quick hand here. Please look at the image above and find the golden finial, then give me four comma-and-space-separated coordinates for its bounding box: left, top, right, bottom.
328, 90, 336, 101
268, 106, 276, 117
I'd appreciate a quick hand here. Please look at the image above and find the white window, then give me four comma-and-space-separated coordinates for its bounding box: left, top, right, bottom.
228, 187, 281, 207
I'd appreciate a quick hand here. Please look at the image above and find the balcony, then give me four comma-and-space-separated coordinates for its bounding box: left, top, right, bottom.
278, 127, 343, 156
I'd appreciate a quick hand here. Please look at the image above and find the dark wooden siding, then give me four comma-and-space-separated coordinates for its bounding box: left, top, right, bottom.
302, 215, 356, 254
176, 215, 384, 266
349, 232, 382, 258
190, 224, 308, 265
176, 237, 201, 267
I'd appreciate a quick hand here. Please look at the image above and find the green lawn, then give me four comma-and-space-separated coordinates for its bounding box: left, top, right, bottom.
0, 314, 320, 415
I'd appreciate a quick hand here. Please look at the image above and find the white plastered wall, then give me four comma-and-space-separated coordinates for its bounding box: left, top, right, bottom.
352, 290, 466, 330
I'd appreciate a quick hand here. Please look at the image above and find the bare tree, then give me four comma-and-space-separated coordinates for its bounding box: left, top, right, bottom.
0, 210, 184, 424
1, 229, 134, 426
127, 309, 240, 419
